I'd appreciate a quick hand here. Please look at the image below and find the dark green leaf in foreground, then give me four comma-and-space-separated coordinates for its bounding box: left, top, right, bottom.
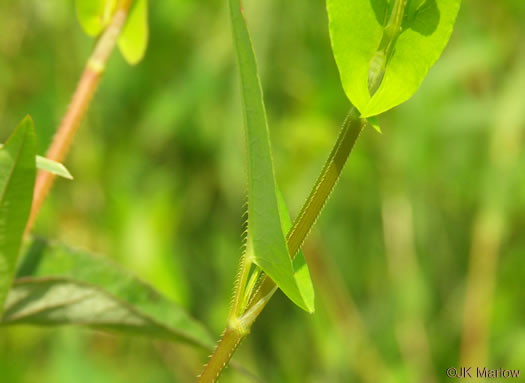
0, 116, 36, 314
327, 0, 461, 117
3, 240, 213, 349
230, 0, 314, 313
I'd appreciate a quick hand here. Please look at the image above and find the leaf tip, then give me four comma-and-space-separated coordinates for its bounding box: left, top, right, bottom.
19, 115, 35, 134
22, 114, 34, 124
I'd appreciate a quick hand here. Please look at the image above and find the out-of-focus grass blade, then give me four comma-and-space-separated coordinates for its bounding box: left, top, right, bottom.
4, 239, 213, 349
118, 0, 149, 65
0, 116, 36, 314
229, 0, 314, 313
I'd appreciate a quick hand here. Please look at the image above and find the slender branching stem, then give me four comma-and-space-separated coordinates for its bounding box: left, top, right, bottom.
286, 107, 361, 258
198, 109, 364, 382
25, 0, 134, 234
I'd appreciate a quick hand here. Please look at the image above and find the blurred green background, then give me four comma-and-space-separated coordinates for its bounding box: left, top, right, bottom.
1, 0, 525, 382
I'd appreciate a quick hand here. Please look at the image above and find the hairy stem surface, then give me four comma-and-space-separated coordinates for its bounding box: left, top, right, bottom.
198, 110, 364, 382
197, 327, 247, 383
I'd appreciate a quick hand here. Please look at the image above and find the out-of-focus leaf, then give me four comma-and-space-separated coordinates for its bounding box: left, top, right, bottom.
35, 156, 73, 180
4, 240, 213, 349
327, 0, 461, 117
230, 0, 314, 313
118, 0, 149, 65
0, 145, 73, 180
75, 0, 117, 37
0, 116, 36, 314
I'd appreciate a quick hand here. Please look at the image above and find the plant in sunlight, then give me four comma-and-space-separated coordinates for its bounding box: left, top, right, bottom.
198, 0, 461, 380
0, 0, 462, 382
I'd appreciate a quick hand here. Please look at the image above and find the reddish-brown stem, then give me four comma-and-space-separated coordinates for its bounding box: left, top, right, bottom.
25, 1, 133, 234
26, 69, 100, 233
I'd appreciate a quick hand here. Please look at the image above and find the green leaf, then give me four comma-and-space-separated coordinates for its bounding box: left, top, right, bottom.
35, 156, 73, 180
5, 239, 213, 348
75, 0, 150, 65
327, 0, 461, 117
75, 0, 117, 37
230, 0, 314, 313
118, 0, 149, 65
276, 189, 315, 310
0, 145, 73, 180
0, 116, 36, 314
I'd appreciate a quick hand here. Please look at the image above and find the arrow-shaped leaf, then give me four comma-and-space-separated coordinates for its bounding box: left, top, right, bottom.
230, 0, 314, 313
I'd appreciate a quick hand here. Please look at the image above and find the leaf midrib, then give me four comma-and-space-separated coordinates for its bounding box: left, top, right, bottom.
3, 276, 211, 349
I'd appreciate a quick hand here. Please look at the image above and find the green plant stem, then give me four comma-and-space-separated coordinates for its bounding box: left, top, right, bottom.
24, 0, 134, 235
197, 327, 247, 383
198, 109, 364, 382
246, 108, 363, 309
286, 107, 361, 259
